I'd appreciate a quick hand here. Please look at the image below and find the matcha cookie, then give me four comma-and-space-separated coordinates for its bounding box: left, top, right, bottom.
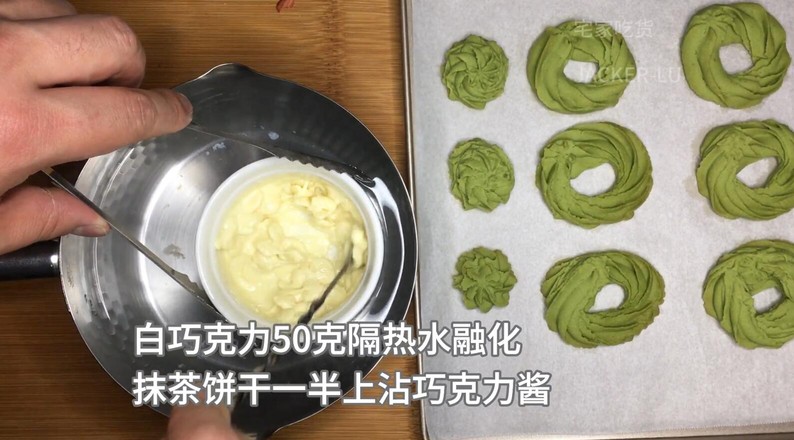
453, 247, 517, 313
681, 3, 791, 109
704, 240, 794, 349
536, 122, 653, 228
696, 120, 794, 221
442, 34, 509, 110
449, 138, 515, 212
527, 21, 637, 114
542, 251, 665, 348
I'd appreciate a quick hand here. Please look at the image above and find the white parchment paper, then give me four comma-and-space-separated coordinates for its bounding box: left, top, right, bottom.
408, 0, 794, 438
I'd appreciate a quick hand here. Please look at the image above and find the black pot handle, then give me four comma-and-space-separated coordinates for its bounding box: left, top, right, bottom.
0, 240, 60, 280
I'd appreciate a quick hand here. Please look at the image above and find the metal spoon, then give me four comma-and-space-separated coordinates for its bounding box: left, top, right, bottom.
261, 249, 354, 370
230, 249, 355, 439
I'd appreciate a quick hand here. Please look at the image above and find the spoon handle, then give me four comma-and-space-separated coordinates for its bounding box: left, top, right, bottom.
260, 249, 354, 371
296, 249, 354, 326
231, 250, 355, 433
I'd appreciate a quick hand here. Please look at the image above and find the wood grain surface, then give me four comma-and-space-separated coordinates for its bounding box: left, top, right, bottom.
0, 1, 421, 439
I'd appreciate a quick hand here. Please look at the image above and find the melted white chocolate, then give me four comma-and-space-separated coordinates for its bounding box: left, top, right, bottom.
215, 173, 368, 323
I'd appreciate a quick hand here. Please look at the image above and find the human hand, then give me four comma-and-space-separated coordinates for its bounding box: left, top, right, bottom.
166, 399, 247, 440
0, 0, 192, 255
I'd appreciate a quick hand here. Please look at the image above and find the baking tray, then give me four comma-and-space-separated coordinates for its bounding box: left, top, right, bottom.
402, 0, 794, 438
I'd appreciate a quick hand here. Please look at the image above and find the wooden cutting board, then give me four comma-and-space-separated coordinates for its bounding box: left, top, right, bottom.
0, 1, 420, 439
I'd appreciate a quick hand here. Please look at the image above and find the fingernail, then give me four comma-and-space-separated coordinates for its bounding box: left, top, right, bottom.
72, 222, 110, 237
176, 92, 193, 118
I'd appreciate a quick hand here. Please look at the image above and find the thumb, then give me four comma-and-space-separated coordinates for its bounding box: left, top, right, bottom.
0, 185, 109, 255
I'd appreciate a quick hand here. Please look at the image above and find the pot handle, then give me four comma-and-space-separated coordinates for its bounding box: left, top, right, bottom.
0, 240, 59, 280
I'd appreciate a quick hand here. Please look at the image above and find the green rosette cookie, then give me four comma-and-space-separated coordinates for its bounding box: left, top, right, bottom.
681, 3, 791, 109
527, 21, 637, 114
704, 240, 794, 349
453, 247, 517, 313
536, 122, 653, 228
542, 250, 665, 348
442, 34, 509, 110
696, 120, 794, 221
449, 138, 515, 212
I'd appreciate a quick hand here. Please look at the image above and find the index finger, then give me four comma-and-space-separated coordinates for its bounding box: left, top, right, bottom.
8, 15, 147, 88
2, 86, 192, 176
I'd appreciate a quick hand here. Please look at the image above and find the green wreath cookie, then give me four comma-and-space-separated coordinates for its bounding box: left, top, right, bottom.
681, 3, 791, 109
704, 240, 794, 349
527, 21, 637, 114
536, 122, 653, 228
442, 35, 509, 110
449, 138, 515, 212
542, 250, 665, 348
696, 120, 794, 221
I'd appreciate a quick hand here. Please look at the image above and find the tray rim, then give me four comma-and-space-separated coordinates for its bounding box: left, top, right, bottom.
399, 1, 794, 439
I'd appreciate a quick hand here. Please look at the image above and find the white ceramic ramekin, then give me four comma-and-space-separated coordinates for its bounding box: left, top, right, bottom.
195, 157, 384, 328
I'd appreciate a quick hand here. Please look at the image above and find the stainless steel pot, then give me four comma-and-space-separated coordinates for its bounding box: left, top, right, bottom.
0, 63, 417, 437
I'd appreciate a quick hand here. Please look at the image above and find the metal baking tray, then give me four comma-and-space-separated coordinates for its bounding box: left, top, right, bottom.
401, 0, 794, 438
